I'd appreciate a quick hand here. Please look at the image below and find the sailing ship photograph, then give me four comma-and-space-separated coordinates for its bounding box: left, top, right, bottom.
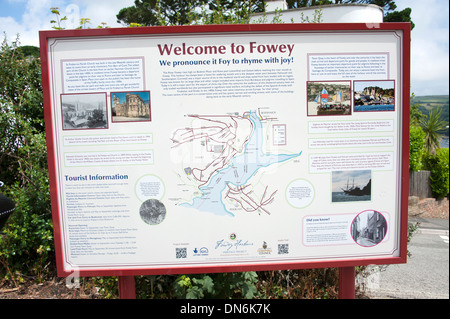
307, 81, 351, 116
354, 80, 395, 112
332, 170, 372, 202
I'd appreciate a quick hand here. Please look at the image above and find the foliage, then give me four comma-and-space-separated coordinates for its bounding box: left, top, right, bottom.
257, 269, 339, 299
117, 0, 266, 26
92, 276, 119, 299
135, 275, 177, 298
50, 7, 108, 29
384, 7, 415, 29
95, 270, 340, 299
409, 100, 425, 127
197, 1, 265, 25
409, 95, 448, 197
117, 0, 410, 27
423, 148, 449, 199
420, 107, 447, 154
17, 45, 40, 58
174, 272, 258, 299
50, 7, 68, 30
410, 95, 449, 137
0, 35, 53, 282
409, 125, 426, 171
117, 0, 207, 26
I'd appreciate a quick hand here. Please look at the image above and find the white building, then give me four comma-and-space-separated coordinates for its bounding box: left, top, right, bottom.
251, 0, 384, 24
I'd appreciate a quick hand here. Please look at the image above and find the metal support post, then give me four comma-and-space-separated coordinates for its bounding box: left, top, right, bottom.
118, 276, 136, 299
338, 266, 355, 299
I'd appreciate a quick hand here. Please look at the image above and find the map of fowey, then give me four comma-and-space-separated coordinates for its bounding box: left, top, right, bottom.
171, 109, 301, 217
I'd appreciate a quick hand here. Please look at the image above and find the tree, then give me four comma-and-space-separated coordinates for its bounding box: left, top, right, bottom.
420, 107, 447, 154
409, 95, 425, 127
117, 0, 209, 26
0, 35, 54, 280
206, 0, 265, 24
384, 7, 415, 29
117, 0, 412, 27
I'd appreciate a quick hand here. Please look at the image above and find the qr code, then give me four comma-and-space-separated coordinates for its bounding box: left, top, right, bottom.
278, 244, 289, 255
176, 248, 187, 259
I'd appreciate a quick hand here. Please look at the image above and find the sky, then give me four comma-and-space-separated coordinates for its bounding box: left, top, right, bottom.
0, 0, 448, 96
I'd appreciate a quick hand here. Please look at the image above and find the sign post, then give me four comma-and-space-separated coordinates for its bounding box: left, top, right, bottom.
118, 276, 136, 299
338, 266, 356, 299
39, 23, 410, 298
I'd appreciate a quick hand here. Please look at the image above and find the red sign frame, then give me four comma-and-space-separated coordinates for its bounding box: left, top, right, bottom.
40, 22, 411, 278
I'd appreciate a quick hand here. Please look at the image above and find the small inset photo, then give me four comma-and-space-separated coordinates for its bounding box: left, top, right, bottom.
111, 91, 151, 122
61, 93, 108, 130
332, 170, 371, 203
139, 199, 166, 225
307, 81, 351, 116
354, 80, 395, 112
351, 210, 387, 247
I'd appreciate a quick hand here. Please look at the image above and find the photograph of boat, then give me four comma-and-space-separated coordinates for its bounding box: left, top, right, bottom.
342, 178, 371, 196
307, 81, 351, 116
354, 80, 395, 112
332, 170, 371, 202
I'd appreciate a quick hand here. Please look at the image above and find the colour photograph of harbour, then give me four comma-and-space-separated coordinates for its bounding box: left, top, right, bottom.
354, 80, 395, 112
332, 170, 371, 203
307, 81, 351, 116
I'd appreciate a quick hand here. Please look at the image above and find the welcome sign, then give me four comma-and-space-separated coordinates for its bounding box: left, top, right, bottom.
40, 23, 410, 277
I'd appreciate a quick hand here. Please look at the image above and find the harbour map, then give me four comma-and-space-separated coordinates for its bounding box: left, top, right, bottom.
171, 110, 301, 217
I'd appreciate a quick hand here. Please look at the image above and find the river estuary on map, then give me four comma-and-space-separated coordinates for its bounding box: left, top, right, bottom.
181, 110, 302, 217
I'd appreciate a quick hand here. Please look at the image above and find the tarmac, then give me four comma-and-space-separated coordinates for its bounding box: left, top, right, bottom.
408, 216, 449, 235
360, 216, 449, 299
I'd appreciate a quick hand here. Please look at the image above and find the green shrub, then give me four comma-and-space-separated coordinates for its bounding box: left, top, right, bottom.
0, 35, 53, 282
174, 272, 258, 299
423, 148, 449, 199
409, 125, 426, 171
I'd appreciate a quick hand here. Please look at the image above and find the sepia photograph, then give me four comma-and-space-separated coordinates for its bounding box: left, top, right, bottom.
61, 93, 108, 130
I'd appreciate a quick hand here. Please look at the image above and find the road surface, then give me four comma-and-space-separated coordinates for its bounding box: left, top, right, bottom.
361, 220, 449, 299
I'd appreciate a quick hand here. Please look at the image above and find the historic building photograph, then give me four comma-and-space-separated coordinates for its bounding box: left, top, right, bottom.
61, 93, 108, 130
111, 91, 151, 122
351, 210, 387, 247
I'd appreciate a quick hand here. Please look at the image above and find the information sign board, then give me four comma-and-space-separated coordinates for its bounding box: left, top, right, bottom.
40, 23, 411, 277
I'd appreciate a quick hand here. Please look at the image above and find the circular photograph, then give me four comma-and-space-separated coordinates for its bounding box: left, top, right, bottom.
139, 199, 166, 225
351, 210, 387, 247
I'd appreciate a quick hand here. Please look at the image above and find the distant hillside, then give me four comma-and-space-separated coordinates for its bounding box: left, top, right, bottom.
411, 95, 449, 112
18, 45, 40, 58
